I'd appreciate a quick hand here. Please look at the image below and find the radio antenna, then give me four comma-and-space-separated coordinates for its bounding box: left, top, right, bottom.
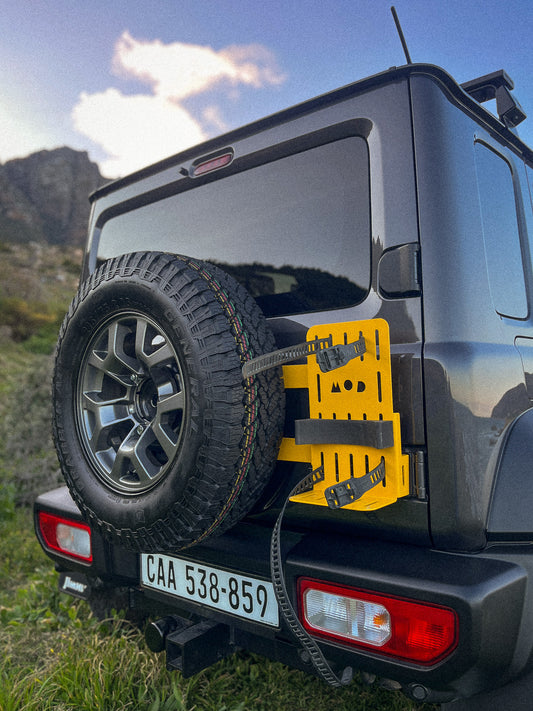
391, 6, 412, 64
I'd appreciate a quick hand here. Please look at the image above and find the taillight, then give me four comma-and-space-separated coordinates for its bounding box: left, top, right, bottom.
37, 512, 93, 563
298, 579, 458, 665
192, 151, 233, 177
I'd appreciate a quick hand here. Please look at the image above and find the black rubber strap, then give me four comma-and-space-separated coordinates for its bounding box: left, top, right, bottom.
243, 335, 367, 378
316, 336, 366, 373
295, 418, 394, 449
270, 469, 353, 688
325, 459, 386, 509
242, 337, 332, 379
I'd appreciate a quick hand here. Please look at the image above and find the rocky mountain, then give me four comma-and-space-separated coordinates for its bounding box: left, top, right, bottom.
0, 147, 107, 247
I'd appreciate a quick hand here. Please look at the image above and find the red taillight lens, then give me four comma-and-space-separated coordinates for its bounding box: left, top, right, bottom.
192, 152, 233, 177
298, 579, 458, 665
38, 512, 93, 563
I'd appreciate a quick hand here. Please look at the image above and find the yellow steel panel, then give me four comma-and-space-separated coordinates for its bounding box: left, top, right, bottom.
277, 437, 311, 462
281, 364, 308, 389
281, 319, 409, 511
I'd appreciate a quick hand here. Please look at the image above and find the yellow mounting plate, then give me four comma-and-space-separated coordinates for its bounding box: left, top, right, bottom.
278, 319, 409, 511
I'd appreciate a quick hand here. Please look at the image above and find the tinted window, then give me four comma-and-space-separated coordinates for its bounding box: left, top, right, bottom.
475, 142, 527, 318
98, 137, 370, 316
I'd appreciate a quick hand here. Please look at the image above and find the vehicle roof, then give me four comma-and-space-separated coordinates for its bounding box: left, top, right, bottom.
91, 63, 533, 202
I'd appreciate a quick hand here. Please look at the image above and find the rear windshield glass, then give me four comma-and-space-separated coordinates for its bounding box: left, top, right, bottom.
97, 136, 370, 317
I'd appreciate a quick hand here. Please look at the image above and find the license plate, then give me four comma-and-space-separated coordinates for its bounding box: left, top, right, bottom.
140, 553, 279, 627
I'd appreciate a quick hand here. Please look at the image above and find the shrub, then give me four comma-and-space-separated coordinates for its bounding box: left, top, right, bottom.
0, 297, 57, 342
0, 355, 63, 505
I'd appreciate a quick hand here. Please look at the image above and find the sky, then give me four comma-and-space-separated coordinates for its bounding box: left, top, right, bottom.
2, 0, 533, 178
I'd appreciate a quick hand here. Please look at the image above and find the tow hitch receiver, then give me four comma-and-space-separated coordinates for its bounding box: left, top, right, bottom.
146, 616, 233, 677
279, 319, 409, 511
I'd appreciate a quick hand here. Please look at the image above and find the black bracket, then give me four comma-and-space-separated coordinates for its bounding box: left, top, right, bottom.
325, 460, 385, 509
461, 69, 526, 128
316, 336, 366, 372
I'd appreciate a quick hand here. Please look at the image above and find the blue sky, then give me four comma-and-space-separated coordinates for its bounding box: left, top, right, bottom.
2, 0, 532, 177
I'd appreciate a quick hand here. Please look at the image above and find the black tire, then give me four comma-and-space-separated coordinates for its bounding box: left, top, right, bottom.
52, 252, 284, 551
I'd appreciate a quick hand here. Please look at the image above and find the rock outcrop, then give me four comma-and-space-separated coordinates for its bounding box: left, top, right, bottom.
0, 147, 106, 246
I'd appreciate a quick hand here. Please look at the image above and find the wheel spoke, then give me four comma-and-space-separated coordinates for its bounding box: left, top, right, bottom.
82, 391, 133, 450
150, 421, 179, 460
134, 322, 175, 372
134, 317, 149, 363
109, 428, 159, 488
144, 341, 175, 369
149, 390, 185, 457
157, 390, 185, 415
88, 322, 143, 386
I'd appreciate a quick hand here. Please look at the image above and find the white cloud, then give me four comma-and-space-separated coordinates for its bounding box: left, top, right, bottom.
201, 105, 230, 134
113, 32, 285, 99
72, 88, 206, 178
72, 32, 286, 177
0, 102, 60, 163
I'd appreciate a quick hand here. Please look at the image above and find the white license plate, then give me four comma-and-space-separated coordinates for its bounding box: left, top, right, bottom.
140, 553, 279, 627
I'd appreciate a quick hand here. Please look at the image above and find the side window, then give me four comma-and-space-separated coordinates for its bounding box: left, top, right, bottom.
474, 142, 527, 319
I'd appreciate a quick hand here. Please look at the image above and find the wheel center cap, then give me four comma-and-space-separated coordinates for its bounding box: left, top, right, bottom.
135, 378, 158, 421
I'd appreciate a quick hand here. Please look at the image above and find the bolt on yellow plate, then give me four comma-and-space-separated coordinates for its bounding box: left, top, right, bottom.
278, 319, 409, 511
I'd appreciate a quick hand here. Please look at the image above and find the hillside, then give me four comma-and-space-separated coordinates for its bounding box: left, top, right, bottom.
0, 248, 84, 510
0, 151, 98, 503
0, 147, 107, 247
0, 147, 100, 347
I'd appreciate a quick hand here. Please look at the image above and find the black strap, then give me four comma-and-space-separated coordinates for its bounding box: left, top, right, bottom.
325, 459, 386, 509
270, 469, 353, 688
242, 337, 331, 379
295, 418, 394, 449
243, 335, 367, 379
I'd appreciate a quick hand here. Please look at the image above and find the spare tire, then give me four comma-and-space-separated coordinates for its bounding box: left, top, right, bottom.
52, 252, 284, 551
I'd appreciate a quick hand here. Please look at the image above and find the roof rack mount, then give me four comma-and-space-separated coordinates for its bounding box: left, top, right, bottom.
461, 69, 526, 129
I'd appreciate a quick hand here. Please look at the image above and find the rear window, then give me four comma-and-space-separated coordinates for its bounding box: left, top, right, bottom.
97, 136, 371, 317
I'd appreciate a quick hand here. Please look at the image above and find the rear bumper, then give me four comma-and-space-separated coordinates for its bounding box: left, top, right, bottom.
35, 487, 531, 703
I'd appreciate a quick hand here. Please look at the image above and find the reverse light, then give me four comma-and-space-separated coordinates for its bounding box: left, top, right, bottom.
298, 579, 458, 665
38, 512, 93, 563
